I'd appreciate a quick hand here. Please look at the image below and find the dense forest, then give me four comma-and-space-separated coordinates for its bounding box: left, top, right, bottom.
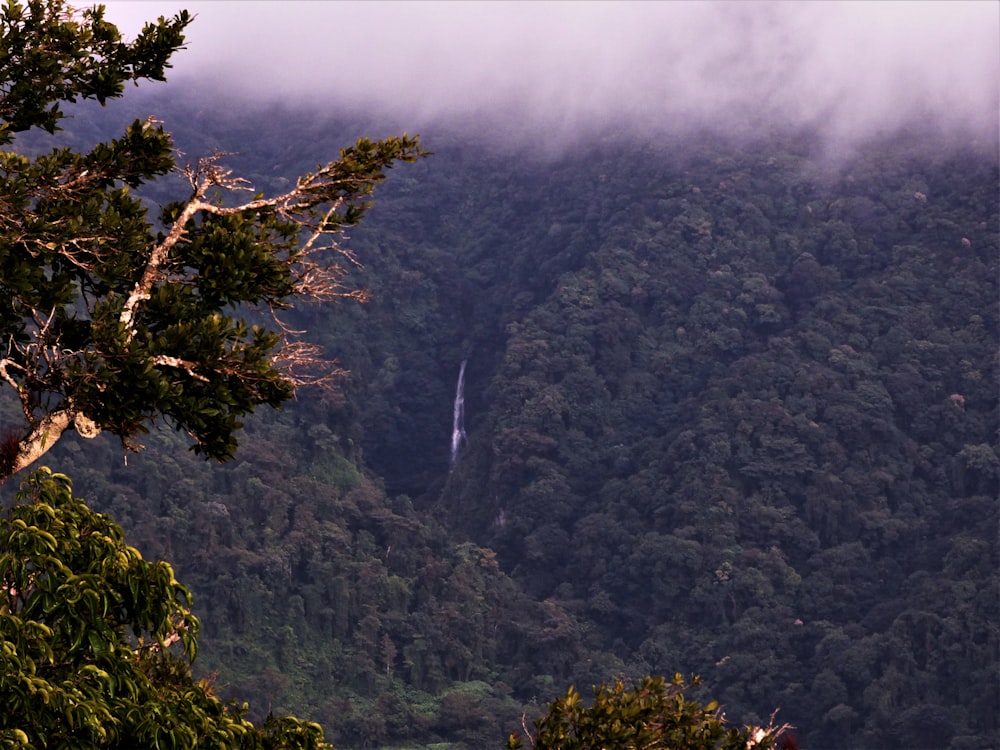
7, 88, 997, 750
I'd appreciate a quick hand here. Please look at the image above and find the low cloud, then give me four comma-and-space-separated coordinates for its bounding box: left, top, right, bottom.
104, 1, 999, 151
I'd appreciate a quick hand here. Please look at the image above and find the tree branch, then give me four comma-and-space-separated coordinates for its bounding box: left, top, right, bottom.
9, 407, 74, 478
120, 185, 208, 338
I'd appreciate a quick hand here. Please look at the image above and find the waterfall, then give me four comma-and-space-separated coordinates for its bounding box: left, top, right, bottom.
450, 359, 468, 467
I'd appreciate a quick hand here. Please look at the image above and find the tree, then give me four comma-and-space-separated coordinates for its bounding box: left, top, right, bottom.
0, 0, 427, 744
0, 0, 426, 480
0, 467, 329, 748
506, 674, 788, 750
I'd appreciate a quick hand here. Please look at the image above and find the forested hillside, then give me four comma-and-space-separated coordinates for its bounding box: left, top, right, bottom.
19, 90, 998, 750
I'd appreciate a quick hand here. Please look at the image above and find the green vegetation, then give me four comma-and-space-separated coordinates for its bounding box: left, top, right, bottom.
37, 105, 995, 749
507, 675, 785, 750
1, 468, 328, 747
0, 0, 424, 479
1, 3, 996, 750
0, 1, 420, 746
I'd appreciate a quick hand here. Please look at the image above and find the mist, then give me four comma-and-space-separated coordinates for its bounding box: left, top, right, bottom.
104, 1, 998, 154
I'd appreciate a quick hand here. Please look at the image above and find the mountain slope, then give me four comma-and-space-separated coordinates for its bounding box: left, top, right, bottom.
17, 90, 998, 750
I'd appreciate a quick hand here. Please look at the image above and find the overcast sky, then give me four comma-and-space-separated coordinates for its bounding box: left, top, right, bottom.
102, 1, 998, 149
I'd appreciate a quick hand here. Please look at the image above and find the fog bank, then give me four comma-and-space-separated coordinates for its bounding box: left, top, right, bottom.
104, 1, 998, 152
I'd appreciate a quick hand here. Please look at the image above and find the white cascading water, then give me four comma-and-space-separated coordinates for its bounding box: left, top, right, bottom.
450, 359, 468, 467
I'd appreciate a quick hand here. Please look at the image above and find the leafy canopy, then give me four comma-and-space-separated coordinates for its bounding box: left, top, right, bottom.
0, 0, 188, 140
507, 675, 785, 750
0, 468, 330, 748
0, 0, 426, 480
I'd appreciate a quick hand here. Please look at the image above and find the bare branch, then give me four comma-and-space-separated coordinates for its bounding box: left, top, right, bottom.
9, 407, 74, 477
519, 713, 535, 749
271, 341, 347, 388
140, 616, 191, 655
120, 188, 207, 337
120, 153, 359, 337
0, 351, 33, 422
151, 355, 211, 382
